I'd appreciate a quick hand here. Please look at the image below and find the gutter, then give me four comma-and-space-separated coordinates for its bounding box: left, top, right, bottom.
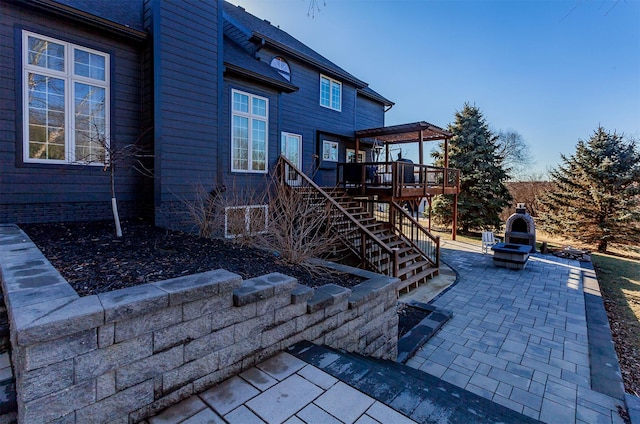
15, 0, 148, 41
250, 32, 367, 88
224, 62, 299, 93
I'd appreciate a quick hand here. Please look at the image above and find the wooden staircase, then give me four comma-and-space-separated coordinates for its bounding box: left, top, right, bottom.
276, 156, 440, 293
309, 188, 439, 292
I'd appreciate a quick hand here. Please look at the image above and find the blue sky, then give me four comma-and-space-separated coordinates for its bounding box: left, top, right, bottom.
228, 0, 640, 177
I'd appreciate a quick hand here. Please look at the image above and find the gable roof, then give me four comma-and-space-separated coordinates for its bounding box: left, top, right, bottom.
223, 1, 372, 90
224, 36, 298, 93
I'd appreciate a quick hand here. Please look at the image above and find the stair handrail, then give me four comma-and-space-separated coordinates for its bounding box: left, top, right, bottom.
276, 156, 398, 274
389, 202, 440, 267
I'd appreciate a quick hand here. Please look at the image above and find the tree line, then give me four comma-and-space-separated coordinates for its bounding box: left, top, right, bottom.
431, 103, 640, 253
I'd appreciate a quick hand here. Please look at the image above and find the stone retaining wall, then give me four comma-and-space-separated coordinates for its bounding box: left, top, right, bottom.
0, 225, 398, 423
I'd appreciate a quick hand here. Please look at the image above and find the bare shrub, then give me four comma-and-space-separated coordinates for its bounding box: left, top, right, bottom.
255, 175, 344, 270
183, 180, 264, 244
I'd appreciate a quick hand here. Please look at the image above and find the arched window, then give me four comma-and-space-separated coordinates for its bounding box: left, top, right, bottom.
270, 56, 291, 81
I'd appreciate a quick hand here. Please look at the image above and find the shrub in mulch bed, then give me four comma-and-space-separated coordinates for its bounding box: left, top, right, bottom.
20, 219, 363, 297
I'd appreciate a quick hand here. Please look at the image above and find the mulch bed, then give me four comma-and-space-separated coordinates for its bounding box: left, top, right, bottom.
397, 304, 430, 339
20, 219, 364, 297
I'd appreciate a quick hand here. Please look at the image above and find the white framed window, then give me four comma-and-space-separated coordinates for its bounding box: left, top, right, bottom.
270, 56, 291, 81
22, 30, 110, 164
346, 148, 366, 163
231, 89, 268, 173
322, 140, 338, 162
224, 205, 268, 238
319, 74, 341, 111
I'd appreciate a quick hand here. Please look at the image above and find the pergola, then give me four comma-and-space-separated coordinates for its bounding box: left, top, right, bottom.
354, 121, 453, 168
353, 121, 459, 240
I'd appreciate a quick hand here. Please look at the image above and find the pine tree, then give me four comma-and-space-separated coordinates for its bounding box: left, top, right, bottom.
538, 127, 640, 252
432, 103, 512, 232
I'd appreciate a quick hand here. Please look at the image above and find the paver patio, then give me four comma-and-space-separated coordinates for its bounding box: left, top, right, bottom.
145, 239, 629, 424
406, 240, 626, 424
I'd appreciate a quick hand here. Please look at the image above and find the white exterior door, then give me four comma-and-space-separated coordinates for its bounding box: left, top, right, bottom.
281, 132, 302, 186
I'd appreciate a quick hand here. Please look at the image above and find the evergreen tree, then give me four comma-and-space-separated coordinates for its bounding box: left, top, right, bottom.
432, 103, 512, 232
538, 127, 640, 252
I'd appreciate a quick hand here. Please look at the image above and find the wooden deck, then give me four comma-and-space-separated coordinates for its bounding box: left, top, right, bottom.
337, 161, 460, 201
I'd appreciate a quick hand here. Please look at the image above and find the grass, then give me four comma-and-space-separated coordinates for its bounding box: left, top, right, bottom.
592, 253, 640, 334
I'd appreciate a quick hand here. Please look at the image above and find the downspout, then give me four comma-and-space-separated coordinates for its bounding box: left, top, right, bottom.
384, 103, 394, 113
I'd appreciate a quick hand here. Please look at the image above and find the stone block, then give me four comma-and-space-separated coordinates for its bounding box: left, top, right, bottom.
152, 269, 242, 306
210, 302, 256, 331
274, 303, 306, 325
233, 276, 277, 306
98, 323, 114, 348
153, 315, 211, 353
20, 380, 95, 423
74, 334, 153, 381
217, 337, 260, 369
183, 295, 232, 322
163, 351, 220, 393
99, 284, 168, 323
260, 273, 298, 293
192, 362, 242, 394
295, 310, 325, 332
114, 305, 182, 342
261, 320, 297, 348
17, 359, 74, 402
256, 295, 292, 318
234, 315, 273, 343
324, 300, 348, 318
23, 329, 97, 370
7, 281, 77, 309
96, 371, 116, 401
75, 380, 154, 423
116, 345, 184, 390
129, 383, 194, 423
12, 295, 103, 346
307, 284, 351, 313
291, 285, 314, 304
184, 326, 234, 362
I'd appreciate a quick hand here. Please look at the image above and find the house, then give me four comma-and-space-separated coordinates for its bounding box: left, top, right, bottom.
1, 0, 460, 290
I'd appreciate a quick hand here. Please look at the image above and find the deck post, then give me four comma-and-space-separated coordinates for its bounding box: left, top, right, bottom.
392, 248, 399, 278
452, 192, 458, 240
360, 233, 367, 268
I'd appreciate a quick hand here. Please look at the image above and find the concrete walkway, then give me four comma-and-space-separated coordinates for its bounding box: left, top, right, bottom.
406, 239, 626, 424
146, 240, 629, 424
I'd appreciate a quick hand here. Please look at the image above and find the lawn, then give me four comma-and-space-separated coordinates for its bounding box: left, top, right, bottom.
592, 253, 640, 396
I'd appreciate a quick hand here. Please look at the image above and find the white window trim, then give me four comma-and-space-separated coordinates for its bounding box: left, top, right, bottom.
231, 89, 269, 173
224, 205, 269, 239
346, 148, 366, 163
22, 30, 110, 165
322, 140, 339, 162
319, 74, 341, 111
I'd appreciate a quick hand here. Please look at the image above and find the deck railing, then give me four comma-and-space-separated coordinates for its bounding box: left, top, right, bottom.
337, 161, 460, 197
364, 200, 440, 268
276, 156, 399, 278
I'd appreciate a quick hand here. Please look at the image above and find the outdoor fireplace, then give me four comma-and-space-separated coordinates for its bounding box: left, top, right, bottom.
504, 203, 536, 253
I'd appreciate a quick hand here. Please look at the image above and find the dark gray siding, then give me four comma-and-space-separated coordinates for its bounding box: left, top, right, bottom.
147, 0, 220, 230
0, 1, 147, 224
255, 47, 386, 186
356, 94, 385, 130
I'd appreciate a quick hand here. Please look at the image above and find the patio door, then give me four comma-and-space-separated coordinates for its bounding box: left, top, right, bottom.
281, 132, 302, 186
